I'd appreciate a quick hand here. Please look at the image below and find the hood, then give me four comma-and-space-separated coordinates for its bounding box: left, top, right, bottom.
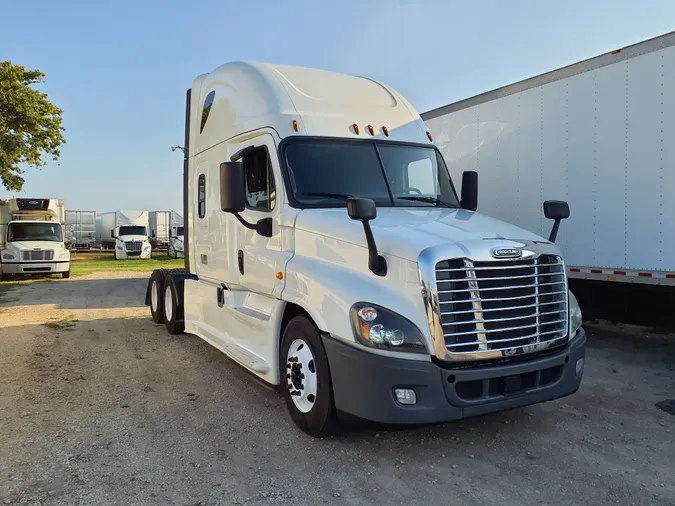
117, 235, 148, 242
4, 240, 63, 251
295, 208, 547, 261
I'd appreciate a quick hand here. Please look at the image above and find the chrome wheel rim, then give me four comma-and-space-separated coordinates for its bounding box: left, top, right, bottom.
286, 339, 318, 413
164, 285, 173, 322
151, 279, 158, 312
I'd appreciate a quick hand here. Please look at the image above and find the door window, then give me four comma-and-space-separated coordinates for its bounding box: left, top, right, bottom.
242, 147, 276, 211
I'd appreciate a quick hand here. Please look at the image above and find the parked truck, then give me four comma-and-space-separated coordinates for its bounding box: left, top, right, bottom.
98, 210, 152, 259
149, 210, 183, 253
167, 211, 184, 259
421, 30, 675, 323
64, 210, 97, 251
144, 62, 586, 437
0, 198, 70, 280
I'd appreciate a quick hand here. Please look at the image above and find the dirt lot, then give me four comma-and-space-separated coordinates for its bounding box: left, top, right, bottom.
1, 273, 673, 505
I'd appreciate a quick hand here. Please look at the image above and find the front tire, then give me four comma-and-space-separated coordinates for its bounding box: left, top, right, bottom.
61, 270, 70, 279
163, 274, 185, 334
280, 315, 338, 438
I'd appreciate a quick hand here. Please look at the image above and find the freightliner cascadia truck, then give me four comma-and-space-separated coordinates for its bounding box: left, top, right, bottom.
145, 62, 586, 437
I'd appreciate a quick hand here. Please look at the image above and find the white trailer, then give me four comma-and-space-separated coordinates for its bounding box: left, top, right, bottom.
64, 210, 96, 250
97, 210, 151, 260
149, 211, 170, 249
423, 31, 675, 286
0, 198, 70, 280
167, 211, 184, 259
144, 61, 586, 437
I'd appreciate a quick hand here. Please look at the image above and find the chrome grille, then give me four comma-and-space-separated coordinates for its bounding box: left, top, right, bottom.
436, 255, 568, 356
22, 250, 54, 261
124, 241, 142, 251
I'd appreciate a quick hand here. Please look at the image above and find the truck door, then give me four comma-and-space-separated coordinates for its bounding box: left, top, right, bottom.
231, 134, 283, 296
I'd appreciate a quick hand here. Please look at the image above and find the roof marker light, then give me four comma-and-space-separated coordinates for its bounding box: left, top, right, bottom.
382, 126, 389, 137
352, 123, 360, 135
426, 131, 433, 142
292, 120, 299, 132
367, 125, 375, 136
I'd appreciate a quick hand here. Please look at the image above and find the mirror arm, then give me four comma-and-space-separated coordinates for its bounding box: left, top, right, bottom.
233, 212, 256, 230
548, 219, 561, 243
360, 220, 387, 277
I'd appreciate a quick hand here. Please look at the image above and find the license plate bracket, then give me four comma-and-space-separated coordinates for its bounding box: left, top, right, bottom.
500, 374, 523, 394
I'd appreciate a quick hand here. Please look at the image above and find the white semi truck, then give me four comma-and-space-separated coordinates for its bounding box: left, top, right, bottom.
0, 198, 71, 280
145, 62, 586, 437
422, 31, 675, 322
98, 210, 152, 260
149, 210, 184, 256
167, 211, 184, 259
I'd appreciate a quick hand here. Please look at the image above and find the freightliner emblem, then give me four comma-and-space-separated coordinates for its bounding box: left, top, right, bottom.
491, 248, 522, 259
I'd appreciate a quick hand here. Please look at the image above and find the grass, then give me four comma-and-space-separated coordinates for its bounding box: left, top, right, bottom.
69, 252, 183, 276
0, 251, 183, 285
43, 314, 78, 330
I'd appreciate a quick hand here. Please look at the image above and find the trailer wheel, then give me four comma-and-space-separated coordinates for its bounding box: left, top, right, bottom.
163, 273, 185, 334
280, 315, 338, 438
148, 269, 169, 324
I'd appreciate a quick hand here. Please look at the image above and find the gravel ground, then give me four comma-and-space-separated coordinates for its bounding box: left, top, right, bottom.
0, 273, 673, 505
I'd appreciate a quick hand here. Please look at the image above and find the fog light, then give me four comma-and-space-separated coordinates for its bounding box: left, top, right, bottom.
575, 358, 584, 375
395, 388, 417, 405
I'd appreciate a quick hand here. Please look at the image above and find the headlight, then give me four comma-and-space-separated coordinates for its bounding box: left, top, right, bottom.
116, 244, 124, 250
569, 290, 582, 338
59, 250, 70, 259
2, 253, 15, 260
350, 303, 428, 354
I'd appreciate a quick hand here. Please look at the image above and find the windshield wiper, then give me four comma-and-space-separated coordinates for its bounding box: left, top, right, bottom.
397, 196, 454, 208
300, 192, 354, 201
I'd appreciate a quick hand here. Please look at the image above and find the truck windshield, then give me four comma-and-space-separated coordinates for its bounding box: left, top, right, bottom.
283, 139, 460, 208
119, 226, 147, 236
7, 222, 63, 242
175, 226, 184, 236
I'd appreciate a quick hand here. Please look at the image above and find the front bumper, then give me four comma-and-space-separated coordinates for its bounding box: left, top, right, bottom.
323, 329, 586, 424
117, 249, 152, 259
1, 261, 70, 275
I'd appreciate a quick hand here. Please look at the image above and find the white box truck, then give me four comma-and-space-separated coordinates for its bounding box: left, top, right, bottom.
64, 210, 96, 250
98, 210, 152, 260
0, 198, 71, 280
167, 211, 184, 259
422, 31, 675, 322
144, 61, 586, 437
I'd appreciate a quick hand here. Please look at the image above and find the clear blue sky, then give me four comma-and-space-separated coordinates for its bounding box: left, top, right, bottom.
1, 0, 673, 212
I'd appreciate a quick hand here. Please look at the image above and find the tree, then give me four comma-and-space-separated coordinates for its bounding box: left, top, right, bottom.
0, 61, 65, 191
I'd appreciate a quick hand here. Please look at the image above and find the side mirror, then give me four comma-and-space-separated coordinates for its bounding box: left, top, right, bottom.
110, 229, 115, 238
347, 197, 376, 221
543, 200, 570, 243
460, 171, 478, 211
219, 161, 246, 213
220, 161, 272, 238
347, 198, 386, 277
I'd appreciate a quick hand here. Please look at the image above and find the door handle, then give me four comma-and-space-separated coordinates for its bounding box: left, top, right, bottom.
238, 249, 244, 275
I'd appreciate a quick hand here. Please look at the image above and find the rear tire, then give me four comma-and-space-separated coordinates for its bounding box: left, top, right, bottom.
149, 269, 168, 324
61, 270, 70, 279
163, 274, 185, 334
280, 315, 339, 438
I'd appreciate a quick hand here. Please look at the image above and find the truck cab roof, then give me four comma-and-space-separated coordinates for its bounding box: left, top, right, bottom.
191, 61, 433, 155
